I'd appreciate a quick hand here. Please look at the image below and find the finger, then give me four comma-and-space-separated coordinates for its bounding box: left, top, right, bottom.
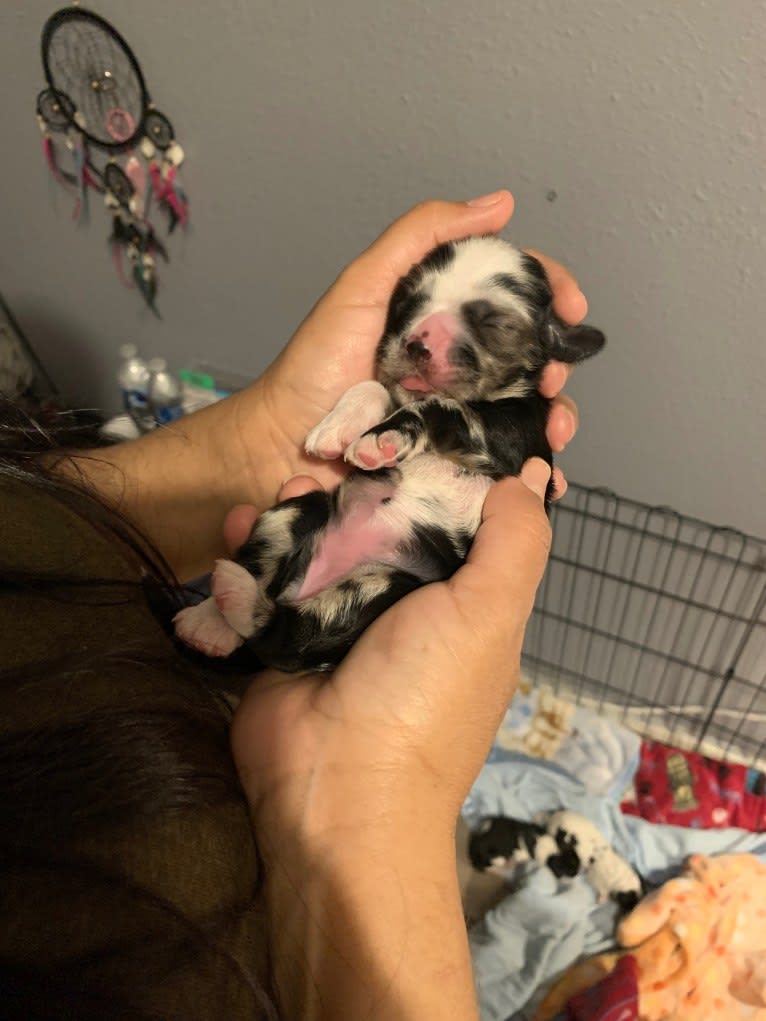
223, 504, 259, 554
519, 457, 553, 502
339, 192, 515, 303
451, 462, 552, 617
524, 248, 588, 325
278, 474, 325, 500
539, 360, 573, 399
550, 467, 568, 501
546, 394, 579, 453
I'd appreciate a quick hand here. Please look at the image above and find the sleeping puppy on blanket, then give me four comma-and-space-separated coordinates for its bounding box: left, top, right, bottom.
469, 810, 644, 913
468, 816, 582, 878
174, 236, 605, 672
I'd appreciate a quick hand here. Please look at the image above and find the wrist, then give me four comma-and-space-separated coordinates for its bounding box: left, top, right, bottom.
246, 727, 466, 867
259, 811, 478, 1021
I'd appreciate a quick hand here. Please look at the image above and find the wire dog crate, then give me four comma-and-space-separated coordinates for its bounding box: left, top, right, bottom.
522, 483, 766, 770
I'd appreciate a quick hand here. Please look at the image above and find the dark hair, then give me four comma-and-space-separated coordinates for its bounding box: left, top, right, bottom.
0, 398, 277, 1019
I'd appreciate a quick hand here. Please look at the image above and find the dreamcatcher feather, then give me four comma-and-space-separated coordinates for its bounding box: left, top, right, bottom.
35, 6, 189, 316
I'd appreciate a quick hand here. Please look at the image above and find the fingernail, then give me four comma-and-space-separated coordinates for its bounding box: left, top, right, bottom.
573, 289, 588, 318
466, 189, 507, 207
520, 458, 552, 501
559, 407, 577, 445
280, 473, 308, 487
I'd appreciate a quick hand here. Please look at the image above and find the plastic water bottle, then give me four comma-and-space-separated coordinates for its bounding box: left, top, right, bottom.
147, 357, 184, 425
117, 343, 152, 430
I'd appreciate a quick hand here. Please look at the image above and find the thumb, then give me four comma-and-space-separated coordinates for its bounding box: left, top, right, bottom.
336, 191, 515, 304
450, 459, 552, 629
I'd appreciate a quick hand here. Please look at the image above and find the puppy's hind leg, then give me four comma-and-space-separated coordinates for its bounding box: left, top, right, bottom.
211, 559, 260, 637
174, 558, 264, 656
174, 597, 245, 657
174, 503, 299, 656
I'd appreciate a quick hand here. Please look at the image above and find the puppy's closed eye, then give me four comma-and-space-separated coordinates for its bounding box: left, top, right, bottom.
451, 344, 481, 373
461, 299, 499, 326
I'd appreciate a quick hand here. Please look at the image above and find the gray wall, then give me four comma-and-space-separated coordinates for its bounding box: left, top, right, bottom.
1, 1, 763, 535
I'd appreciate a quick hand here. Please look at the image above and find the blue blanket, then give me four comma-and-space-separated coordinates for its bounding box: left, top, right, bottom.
463, 753, 766, 1021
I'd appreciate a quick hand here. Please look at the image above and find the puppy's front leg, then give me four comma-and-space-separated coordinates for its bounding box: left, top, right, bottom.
345, 397, 483, 470
305, 381, 392, 460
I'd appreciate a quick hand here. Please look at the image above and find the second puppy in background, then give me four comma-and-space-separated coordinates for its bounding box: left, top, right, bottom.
175, 236, 606, 671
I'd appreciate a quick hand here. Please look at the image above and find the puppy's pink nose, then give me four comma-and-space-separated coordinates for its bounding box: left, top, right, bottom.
405, 337, 432, 362
401, 311, 459, 387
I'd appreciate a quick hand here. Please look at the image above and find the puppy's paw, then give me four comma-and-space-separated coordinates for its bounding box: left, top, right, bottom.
305, 418, 356, 461
211, 559, 259, 637
344, 429, 409, 469
174, 598, 244, 657
305, 381, 391, 460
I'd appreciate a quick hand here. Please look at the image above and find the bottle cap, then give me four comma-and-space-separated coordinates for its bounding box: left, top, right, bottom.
119, 343, 138, 359
147, 357, 168, 372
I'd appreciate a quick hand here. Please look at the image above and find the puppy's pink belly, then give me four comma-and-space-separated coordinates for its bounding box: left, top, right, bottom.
296, 505, 399, 599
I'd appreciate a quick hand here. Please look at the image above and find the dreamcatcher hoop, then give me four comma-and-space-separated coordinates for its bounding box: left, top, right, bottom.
41, 5, 149, 152
35, 5, 189, 317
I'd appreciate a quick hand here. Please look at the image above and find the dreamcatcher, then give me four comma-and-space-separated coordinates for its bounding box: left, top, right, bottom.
35, 5, 189, 315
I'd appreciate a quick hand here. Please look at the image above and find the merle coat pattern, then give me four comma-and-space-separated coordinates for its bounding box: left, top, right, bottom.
174, 237, 605, 672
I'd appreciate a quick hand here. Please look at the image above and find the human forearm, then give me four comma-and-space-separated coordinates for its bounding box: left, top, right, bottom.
232, 465, 556, 1019
261, 816, 479, 1021
68, 380, 289, 581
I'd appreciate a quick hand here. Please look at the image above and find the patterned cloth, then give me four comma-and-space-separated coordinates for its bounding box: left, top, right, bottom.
563, 955, 639, 1021
622, 740, 766, 831
538, 854, 766, 1021
492, 683, 641, 800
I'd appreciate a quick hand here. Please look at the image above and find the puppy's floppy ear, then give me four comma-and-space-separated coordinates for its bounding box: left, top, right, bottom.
545, 316, 606, 364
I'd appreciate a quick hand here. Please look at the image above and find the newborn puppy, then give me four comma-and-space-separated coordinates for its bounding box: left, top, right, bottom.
470, 811, 643, 912
468, 816, 580, 878
174, 236, 605, 671
544, 810, 644, 911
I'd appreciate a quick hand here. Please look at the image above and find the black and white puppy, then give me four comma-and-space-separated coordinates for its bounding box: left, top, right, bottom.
174, 236, 605, 672
469, 811, 643, 912
468, 816, 581, 879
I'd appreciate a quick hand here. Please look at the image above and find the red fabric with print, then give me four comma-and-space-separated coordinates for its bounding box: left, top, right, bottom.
564, 954, 639, 1021
621, 739, 766, 831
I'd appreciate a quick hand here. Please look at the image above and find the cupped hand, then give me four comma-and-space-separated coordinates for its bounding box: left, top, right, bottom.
232, 192, 583, 504
230, 467, 554, 1021
231, 458, 554, 846
229, 454, 568, 1020
84, 193, 583, 586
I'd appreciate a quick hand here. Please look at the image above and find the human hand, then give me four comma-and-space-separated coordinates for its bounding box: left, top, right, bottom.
230, 458, 555, 1020
226, 201, 586, 1021
232, 192, 583, 509
233, 457, 553, 835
